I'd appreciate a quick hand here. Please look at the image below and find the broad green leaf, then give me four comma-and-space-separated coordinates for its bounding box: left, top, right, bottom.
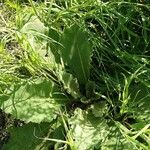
20, 16, 48, 34
48, 28, 61, 64
1, 78, 69, 123
56, 65, 81, 99
3, 122, 50, 150
18, 16, 57, 67
60, 24, 93, 85
69, 108, 107, 150
69, 108, 136, 150
90, 101, 108, 118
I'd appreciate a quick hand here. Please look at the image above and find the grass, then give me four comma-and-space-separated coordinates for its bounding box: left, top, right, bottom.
0, 0, 150, 150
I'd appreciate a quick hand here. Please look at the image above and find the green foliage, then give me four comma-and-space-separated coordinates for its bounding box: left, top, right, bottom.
0, 0, 150, 150
60, 24, 93, 85
56, 66, 81, 99
2, 78, 68, 123
69, 108, 136, 150
47, 28, 61, 64
3, 122, 50, 150
129, 83, 150, 122
20, 16, 48, 34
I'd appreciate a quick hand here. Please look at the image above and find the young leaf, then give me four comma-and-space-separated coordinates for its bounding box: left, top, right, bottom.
90, 101, 107, 118
60, 24, 93, 85
1, 78, 69, 123
56, 66, 81, 99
